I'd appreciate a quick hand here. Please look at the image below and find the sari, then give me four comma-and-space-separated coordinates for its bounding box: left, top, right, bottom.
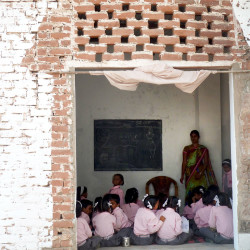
183, 144, 217, 200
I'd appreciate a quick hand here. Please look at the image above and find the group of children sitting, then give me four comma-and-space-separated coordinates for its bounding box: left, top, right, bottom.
77, 170, 233, 250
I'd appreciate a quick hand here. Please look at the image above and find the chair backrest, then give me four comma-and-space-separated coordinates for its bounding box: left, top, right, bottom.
145, 176, 178, 197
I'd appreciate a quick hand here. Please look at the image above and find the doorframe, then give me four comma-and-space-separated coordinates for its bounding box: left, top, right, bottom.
229, 68, 238, 250
70, 61, 239, 249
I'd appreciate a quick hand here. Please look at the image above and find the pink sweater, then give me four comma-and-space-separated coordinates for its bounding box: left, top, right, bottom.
92, 212, 116, 237
157, 208, 182, 240
80, 212, 90, 225
134, 207, 163, 236
191, 198, 205, 215
155, 208, 164, 219
113, 207, 131, 230
121, 203, 140, 224
209, 206, 233, 238
222, 170, 232, 192
194, 205, 213, 228
77, 217, 92, 246
109, 185, 124, 207
183, 205, 194, 220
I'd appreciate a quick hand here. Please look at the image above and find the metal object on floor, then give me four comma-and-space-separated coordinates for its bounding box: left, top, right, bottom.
122, 237, 130, 247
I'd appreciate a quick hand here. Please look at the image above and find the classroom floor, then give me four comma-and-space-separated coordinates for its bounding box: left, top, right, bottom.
99, 243, 234, 249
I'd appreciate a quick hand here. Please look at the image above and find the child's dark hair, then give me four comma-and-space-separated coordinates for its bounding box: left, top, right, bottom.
222, 159, 231, 168
77, 186, 81, 201
80, 199, 93, 209
143, 195, 159, 210
102, 194, 113, 212
190, 130, 200, 138
125, 188, 139, 204
193, 185, 206, 196
114, 173, 124, 185
94, 197, 102, 213
158, 193, 168, 209
185, 191, 193, 207
109, 194, 120, 205
202, 190, 216, 206
166, 196, 179, 209
207, 184, 220, 196
218, 192, 231, 209
77, 186, 87, 201
76, 201, 82, 218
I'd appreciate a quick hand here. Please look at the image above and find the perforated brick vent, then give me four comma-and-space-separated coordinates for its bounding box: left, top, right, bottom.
73, 1, 242, 62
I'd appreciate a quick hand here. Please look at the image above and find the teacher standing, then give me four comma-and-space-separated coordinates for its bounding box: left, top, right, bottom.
180, 130, 217, 201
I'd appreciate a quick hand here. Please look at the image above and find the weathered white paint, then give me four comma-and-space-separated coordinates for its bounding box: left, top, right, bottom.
238, 233, 250, 250
221, 74, 231, 160
232, 0, 250, 46
229, 71, 239, 249
75, 73, 223, 204
0, 1, 53, 249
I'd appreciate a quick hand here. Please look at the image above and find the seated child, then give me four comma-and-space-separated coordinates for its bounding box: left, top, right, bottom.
190, 186, 206, 215
199, 192, 233, 244
194, 190, 216, 236
182, 191, 194, 220
155, 196, 193, 245
121, 188, 140, 225
92, 197, 102, 219
130, 195, 165, 245
92, 194, 121, 247
109, 174, 125, 206
222, 159, 232, 197
109, 194, 131, 229
80, 199, 93, 225
76, 201, 101, 250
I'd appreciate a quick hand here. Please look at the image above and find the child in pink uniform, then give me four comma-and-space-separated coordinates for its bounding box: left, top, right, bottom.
109, 194, 131, 230
80, 199, 92, 225
92, 194, 121, 247
92, 197, 102, 219
194, 190, 216, 236
190, 186, 206, 215
199, 192, 234, 244
156, 196, 193, 245
222, 159, 232, 198
109, 174, 125, 206
182, 191, 194, 219
185, 186, 206, 231
81, 199, 93, 225
121, 188, 140, 225
131, 195, 166, 245
76, 201, 101, 249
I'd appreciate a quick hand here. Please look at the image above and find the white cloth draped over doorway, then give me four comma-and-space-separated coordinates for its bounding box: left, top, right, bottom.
90, 63, 211, 94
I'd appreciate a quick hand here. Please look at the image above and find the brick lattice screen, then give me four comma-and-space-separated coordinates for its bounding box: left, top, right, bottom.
73, 0, 248, 62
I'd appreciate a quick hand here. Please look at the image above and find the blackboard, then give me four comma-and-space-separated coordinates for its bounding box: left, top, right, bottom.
94, 120, 162, 171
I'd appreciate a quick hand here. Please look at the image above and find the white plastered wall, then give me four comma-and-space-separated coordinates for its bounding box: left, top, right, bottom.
75, 73, 224, 203
221, 74, 231, 160
0, 1, 53, 249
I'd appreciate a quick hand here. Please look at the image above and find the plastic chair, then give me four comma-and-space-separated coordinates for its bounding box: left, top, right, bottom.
145, 176, 178, 197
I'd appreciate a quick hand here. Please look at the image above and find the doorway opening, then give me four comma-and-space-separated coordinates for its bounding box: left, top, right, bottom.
74, 69, 234, 249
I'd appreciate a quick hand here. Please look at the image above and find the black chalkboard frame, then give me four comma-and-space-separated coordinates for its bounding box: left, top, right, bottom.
94, 119, 162, 171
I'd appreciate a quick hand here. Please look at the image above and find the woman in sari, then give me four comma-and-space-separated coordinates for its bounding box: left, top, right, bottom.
180, 130, 217, 202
